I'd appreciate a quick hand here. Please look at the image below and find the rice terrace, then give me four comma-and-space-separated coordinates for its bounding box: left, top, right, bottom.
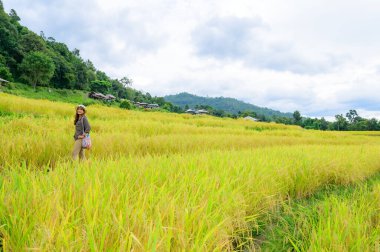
1, 0, 380, 251
0, 93, 379, 251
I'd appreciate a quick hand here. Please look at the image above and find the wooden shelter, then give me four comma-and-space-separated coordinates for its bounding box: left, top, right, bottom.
0, 78, 9, 87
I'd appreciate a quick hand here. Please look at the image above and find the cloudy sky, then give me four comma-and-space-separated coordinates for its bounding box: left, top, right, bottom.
4, 0, 380, 118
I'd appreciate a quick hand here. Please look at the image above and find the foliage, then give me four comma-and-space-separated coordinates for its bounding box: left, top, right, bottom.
238, 110, 257, 118
119, 76, 132, 87
119, 100, 132, 109
274, 110, 380, 131
9, 9, 20, 22
0, 65, 13, 81
346, 109, 361, 124
19, 51, 55, 89
90, 80, 111, 94
293, 110, 301, 124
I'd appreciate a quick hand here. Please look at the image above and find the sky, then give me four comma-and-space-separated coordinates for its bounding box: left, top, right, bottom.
4, 0, 380, 119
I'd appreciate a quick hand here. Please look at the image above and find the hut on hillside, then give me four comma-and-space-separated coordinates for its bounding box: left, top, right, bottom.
196, 109, 209, 114
88, 91, 107, 100
185, 109, 197, 115
146, 103, 159, 109
134, 102, 148, 108
186, 109, 209, 115
134, 102, 160, 109
0, 78, 9, 87
244, 116, 260, 122
105, 94, 116, 101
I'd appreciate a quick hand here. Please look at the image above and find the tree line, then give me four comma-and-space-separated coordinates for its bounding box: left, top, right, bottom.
273, 110, 380, 131
188, 104, 380, 131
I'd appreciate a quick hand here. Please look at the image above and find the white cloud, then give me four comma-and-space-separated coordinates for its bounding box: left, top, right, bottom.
4, 0, 380, 118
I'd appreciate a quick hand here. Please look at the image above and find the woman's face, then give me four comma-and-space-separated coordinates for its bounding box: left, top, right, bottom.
77, 108, 85, 115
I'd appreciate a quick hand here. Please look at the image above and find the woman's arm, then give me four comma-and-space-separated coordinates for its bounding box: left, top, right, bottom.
83, 116, 91, 134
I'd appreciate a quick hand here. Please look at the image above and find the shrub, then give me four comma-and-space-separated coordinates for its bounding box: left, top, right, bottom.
5, 82, 15, 90
83, 100, 96, 107
120, 100, 132, 109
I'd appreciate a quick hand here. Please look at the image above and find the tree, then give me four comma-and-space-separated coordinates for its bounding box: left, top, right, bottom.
109, 79, 132, 98
0, 0, 4, 11
320, 117, 328, 131
72, 48, 80, 57
9, 9, 20, 22
162, 102, 173, 111
302, 118, 320, 130
73, 59, 89, 90
240, 110, 257, 118
90, 80, 111, 94
350, 120, 369, 131
19, 52, 55, 90
293, 110, 302, 124
20, 32, 46, 53
96, 70, 109, 82
0, 65, 13, 81
50, 54, 75, 89
334, 114, 348, 131
367, 118, 380, 131
346, 109, 360, 124
47, 37, 56, 43
85, 60, 96, 71
40, 31, 46, 40
0, 55, 13, 81
212, 109, 225, 117
153, 97, 166, 106
275, 116, 292, 125
120, 76, 132, 87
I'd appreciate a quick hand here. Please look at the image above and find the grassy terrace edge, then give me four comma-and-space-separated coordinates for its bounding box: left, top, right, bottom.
257, 172, 380, 251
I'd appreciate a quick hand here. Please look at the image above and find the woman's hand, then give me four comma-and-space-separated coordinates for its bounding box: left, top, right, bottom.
78, 135, 85, 139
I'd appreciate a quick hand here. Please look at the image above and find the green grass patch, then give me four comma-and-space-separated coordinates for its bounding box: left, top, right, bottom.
1, 82, 103, 106
259, 173, 380, 251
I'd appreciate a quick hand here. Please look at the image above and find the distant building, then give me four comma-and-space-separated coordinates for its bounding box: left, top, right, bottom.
134, 102, 147, 108
146, 103, 159, 109
89, 92, 117, 101
244, 116, 260, 122
134, 102, 160, 109
0, 78, 9, 87
186, 109, 209, 115
196, 109, 209, 114
105, 94, 116, 101
88, 91, 107, 100
185, 109, 197, 114
134, 102, 148, 108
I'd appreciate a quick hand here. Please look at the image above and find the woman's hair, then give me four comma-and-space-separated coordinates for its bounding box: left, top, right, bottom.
74, 106, 86, 125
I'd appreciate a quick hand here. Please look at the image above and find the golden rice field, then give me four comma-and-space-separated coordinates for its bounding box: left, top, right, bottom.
0, 92, 379, 251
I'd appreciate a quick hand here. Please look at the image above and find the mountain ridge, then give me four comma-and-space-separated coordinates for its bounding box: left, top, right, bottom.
164, 92, 293, 118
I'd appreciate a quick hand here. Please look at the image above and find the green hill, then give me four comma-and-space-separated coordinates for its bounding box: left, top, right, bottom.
0, 3, 177, 110
165, 92, 292, 118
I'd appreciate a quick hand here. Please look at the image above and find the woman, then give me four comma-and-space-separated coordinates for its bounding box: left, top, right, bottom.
72, 104, 91, 160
